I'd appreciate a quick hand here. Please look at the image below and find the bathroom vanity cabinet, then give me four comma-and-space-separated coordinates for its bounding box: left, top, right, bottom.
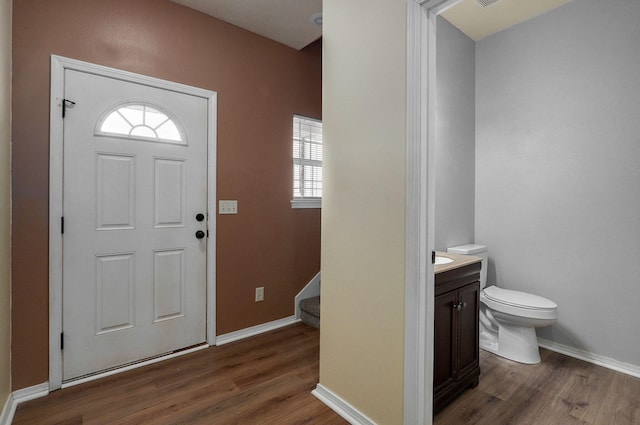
434, 259, 481, 413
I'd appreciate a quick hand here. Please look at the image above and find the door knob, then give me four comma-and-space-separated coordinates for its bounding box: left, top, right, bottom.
195, 230, 206, 239
196, 213, 205, 222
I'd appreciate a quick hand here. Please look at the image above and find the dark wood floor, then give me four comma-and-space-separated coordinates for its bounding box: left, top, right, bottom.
435, 347, 640, 425
13, 323, 348, 425
14, 324, 640, 425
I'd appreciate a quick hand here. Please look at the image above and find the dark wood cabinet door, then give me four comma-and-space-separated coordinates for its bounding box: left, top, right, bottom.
457, 281, 480, 379
434, 290, 457, 391
434, 262, 481, 414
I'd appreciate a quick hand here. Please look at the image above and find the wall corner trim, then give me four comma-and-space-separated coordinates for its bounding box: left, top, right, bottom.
215, 316, 300, 346
0, 394, 10, 425
538, 338, 640, 379
294, 272, 321, 319
312, 384, 377, 425
0, 382, 49, 425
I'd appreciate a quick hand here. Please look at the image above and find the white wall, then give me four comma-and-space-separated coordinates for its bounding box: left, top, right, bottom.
475, 0, 640, 366
0, 0, 12, 407
320, 0, 407, 423
435, 16, 475, 251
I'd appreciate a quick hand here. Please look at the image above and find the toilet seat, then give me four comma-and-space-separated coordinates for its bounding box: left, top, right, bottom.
482, 286, 557, 320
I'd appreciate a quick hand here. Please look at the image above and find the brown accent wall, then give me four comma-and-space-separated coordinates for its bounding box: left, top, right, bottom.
12, 0, 321, 390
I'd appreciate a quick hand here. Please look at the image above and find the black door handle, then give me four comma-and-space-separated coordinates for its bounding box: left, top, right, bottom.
196, 213, 205, 222
195, 230, 206, 239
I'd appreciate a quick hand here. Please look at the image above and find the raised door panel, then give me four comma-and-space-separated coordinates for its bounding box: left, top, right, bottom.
95, 253, 135, 334
96, 153, 136, 230
154, 158, 186, 228
153, 249, 186, 322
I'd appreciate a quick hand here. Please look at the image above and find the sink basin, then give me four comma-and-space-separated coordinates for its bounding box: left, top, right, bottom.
435, 256, 454, 265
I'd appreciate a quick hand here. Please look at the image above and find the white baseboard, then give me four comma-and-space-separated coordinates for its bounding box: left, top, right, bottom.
295, 272, 321, 319
216, 315, 300, 346
312, 383, 377, 425
0, 382, 49, 425
539, 338, 640, 379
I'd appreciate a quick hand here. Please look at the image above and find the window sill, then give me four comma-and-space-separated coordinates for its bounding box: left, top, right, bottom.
291, 199, 321, 209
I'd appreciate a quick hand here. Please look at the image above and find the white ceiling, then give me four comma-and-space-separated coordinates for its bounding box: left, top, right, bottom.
170, 0, 323, 50
442, 0, 575, 41
170, 0, 574, 51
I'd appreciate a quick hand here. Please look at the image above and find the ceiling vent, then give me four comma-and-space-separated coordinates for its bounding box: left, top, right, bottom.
476, 0, 501, 6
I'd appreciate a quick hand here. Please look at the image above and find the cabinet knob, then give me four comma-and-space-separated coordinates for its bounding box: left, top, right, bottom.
451, 302, 467, 311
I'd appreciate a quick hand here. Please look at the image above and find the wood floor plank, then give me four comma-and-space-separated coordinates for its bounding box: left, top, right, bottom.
172, 372, 313, 424
435, 348, 640, 425
560, 361, 615, 423
13, 324, 347, 425
15, 326, 640, 425
592, 372, 640, 425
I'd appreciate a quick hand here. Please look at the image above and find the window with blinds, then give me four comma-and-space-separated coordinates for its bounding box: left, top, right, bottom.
292, 115, 322, 208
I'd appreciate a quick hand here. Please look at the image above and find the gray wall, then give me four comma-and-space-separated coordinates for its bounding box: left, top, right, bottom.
435, 17, 476, 251
475, 0, 640, 366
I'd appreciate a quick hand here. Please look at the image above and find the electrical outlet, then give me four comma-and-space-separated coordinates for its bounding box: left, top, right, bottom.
219, 200, 238, 215
255, 287, 264, 302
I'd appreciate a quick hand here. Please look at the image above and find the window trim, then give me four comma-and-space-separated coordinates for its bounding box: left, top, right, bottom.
290, 198, 322, 209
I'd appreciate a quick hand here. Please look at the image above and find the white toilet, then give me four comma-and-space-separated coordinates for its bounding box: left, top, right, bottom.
447, 244, 558, 364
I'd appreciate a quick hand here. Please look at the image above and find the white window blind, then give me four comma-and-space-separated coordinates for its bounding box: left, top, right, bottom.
292, 115, 322, 208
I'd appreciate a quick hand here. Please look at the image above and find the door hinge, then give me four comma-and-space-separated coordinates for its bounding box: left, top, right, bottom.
60, 332, 64, 350
61, 216, 64, 234
62, 99, 76, 118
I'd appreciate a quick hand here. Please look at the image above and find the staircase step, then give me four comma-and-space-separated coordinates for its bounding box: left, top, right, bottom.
300, 296, 320, 329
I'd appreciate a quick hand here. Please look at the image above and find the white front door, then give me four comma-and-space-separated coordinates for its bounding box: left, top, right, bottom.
62, 68, 209, 381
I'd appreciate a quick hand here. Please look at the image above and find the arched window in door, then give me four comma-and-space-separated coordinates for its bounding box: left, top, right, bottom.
96, 102, 186, 144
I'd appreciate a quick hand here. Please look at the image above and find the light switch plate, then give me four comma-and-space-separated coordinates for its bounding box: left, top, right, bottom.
255, 287, 264, 302
219, 200, 238, 215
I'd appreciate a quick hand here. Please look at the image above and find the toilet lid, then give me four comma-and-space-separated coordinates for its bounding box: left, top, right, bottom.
483, 286, 557, 310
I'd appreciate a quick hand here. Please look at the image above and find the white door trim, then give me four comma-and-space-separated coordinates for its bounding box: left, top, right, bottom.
404, 1, 459, 423
48, 55, 217, 390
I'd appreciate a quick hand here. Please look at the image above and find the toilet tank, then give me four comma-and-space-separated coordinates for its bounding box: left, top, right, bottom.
447, 244, 488, 289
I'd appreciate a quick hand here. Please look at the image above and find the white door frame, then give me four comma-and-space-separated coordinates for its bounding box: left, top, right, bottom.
404, 1, 462, 423
48, 55, 218, 390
